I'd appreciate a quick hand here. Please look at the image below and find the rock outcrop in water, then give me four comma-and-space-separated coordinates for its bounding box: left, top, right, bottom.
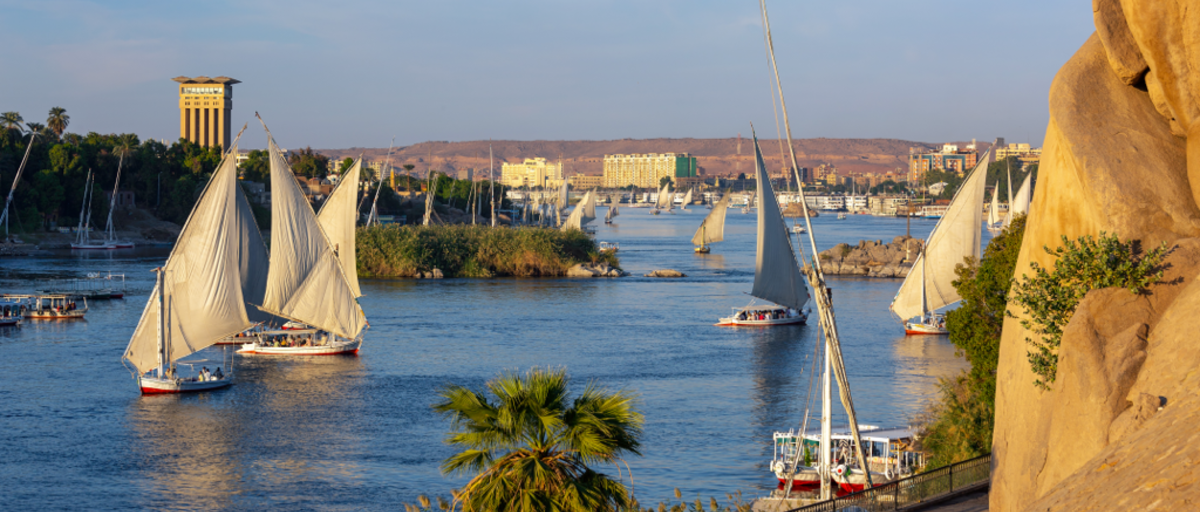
991, 2, 1200, 510
817, 236, 920, 277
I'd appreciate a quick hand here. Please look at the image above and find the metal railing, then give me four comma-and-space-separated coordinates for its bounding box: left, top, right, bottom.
788, 454, 991, 512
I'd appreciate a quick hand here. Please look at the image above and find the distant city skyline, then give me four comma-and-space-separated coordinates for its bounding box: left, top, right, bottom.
2, 1, 1094, 150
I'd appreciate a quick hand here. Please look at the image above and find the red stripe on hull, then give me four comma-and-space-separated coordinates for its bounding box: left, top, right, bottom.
140, 386, 184, 395
238, 349, 359, 356
905, 329, 948, 335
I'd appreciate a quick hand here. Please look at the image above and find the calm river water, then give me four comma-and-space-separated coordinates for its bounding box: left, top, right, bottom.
0, 208, 971, 511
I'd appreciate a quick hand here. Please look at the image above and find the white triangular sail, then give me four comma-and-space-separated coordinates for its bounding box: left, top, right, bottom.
1004, 172, 1032, 227
750, 138, 809, 311
260, 128, 366, 339
559, 181, 569, 210
656, 183, 672, 209
681, 189, 693, 210
891, 151, 991, 320
562, 190, 592, 231
123, 141, 269, 375
692, 192, 731, 246
987, 181, 1001, 228
317, 157, 362, 298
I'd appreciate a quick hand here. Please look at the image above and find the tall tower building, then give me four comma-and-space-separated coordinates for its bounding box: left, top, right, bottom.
172, 76, 240, 150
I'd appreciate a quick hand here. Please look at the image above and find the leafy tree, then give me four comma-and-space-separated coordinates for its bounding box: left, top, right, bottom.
659, 175, 673, 188
434, 367, 643, 512
1, 112, 23, 131
46, 107, 70, 137
25, 122, 49, 139
239, 149, 270, 185
921, 215, 1026, 466
337, 157, 355, 175
1010, 233, 1169, 389
287, 146, 329, 178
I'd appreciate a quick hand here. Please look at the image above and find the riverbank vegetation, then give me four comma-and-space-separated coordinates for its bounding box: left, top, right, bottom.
356, 224, 615, 278
1, 109, 226, 231
919, 215, 1025, 467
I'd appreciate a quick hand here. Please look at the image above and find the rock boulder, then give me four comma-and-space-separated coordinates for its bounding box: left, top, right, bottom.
644, 269, 686, 278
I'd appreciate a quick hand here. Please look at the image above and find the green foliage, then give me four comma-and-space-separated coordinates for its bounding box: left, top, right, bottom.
46, 107, 69, 137
921, 215, 1025, 467
356, 224, 608, 278
923, 168, 963, 200
239, 149, 270, 186
433, 367, 643, 512
0, 129, 225, 231
287, 146, 329, 178
984, 156, 1035, 200
659, 175, 672, 188
1010, 232, 1169, 389
337, 157, 355, 175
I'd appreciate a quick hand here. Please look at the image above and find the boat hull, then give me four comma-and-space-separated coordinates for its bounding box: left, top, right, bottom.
0, 317, 21, 327
237, 339, 361, 355
139, 376, 232, 394
904, 322, 948, 335
70, 243, 117, 250
695, 246, 711, 254
716, 316, 806, 327
774, 468, 822, 488
26, 310, 86, 320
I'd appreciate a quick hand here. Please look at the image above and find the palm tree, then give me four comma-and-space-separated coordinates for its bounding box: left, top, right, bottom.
1, 112, 23, 131
46, 107, 69, 136
434, 367, 643, 512
114, 133, 138, 159
24, 122, 47, 138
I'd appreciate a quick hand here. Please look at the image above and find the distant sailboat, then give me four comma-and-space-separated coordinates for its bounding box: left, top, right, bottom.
237, 116, 367, 356
122, 129, 268, 394
1004, 172, 1032, 227
562, 190, 595, 231
71, 170, 120, 250
101, 153, 135, 248
987, 181, 1002, 233
692, 191, 730, 254
716, 136, 808, 327
604, 201, 619, 224
680, 188, 693, 212
890, 151, 991, 335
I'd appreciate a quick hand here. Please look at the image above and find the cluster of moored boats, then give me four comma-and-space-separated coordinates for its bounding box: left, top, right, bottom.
120, 119, 368, 395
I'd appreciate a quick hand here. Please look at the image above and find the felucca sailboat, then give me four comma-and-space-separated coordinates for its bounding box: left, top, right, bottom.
679, 188, 693, 212
715, 137, 807, 327
122, 129, 269, 394
755, 0, 896, 501
692, 191, 730, 254
987, 181, 1002, 233
237, 117, 367, 355
561, 190, 595, 231
890, 151, 991, 335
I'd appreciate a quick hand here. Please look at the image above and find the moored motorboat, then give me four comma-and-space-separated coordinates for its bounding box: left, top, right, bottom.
138, 371, 232, 394
18, 295, 88, 319
771, 425, 924, 493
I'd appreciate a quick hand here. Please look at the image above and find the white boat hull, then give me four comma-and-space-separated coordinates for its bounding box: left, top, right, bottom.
716, 315, 807, 327
237, 339, 361, 355
773, 466, 822, 487
26, 309, 87, 320
138, 376, 232, 395
71, 242, 118, 250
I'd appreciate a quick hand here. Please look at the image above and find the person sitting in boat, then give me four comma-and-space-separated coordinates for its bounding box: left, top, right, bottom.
213, 367, 223, 380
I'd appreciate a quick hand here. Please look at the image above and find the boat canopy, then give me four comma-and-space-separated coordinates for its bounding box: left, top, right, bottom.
123, 142, 270, 375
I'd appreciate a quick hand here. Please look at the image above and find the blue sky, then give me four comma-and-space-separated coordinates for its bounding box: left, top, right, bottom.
0, 0, 1095, 149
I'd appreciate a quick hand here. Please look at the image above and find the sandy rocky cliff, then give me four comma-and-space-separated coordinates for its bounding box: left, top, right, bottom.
991, 1, 1200, 510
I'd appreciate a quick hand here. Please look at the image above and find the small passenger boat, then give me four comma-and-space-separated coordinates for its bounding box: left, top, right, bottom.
0, 298, 24, 327
716, 305, 807, 326
771, 425, 924, 492
237, 328, 361, 356
598, 241, 619, 253
20, 295, 88, 319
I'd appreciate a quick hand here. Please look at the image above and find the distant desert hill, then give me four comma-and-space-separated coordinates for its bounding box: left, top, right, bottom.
314, 138, 984, 178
